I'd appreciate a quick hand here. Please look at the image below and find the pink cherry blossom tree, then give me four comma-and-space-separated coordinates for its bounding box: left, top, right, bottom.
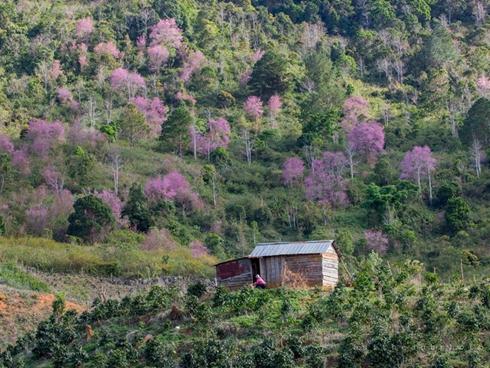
346, 121, 385, 177
476, 75, 490, 97
25, 119, 65, 158
244, 96, 263, 121
180, 50, 205, 83
50, 189, 74, 222
131, 96, 168, 138
250, 49, 265, 63
145, 171, 201, 212
176, 91, 196, 105
282, 157, 304, 186
57, 87, 79, 110
25, 205, 49, 236
95, 189, 124, 225
400, 145, 437, 203
49, 60, 63, 80
12, 150, 30, 174
76, 17, 94, 39
0, 134, 14, 155
94, 41, 121, 59
147, 44, 169, 71
364, 230, 389, 254
189, 118, 231, 159
42, 166, 64, 193
149, 18, 183, 49
305, 151, 349, 208
67, 122, 106, 149
110, 68, 146, 98
268, 94, 282, 127
341, 96, 369, 132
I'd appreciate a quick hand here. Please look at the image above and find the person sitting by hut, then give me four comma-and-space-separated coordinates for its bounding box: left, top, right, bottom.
254, 274, 266, 289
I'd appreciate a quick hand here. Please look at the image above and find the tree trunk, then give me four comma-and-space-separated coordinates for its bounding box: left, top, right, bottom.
428, 169, 433, 205
471, 138, 482, 178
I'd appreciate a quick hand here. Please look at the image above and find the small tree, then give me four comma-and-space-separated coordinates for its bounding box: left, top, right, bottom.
445, 197, 471, 234
122, 183, 153, 232
159, 105, 193, 155
67, 195, 115, 243
118, 105, 149, 144
400, 146, 437, 204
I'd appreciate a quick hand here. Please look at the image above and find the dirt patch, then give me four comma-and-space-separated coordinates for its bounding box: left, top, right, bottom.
0, 286, 85, 350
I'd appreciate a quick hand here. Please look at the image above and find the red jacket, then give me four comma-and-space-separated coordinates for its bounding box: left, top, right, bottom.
255, 276, 266, 286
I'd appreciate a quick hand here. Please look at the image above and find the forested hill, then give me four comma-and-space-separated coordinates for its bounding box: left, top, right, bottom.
0, 0, 490, 367
0, 0, 489, 278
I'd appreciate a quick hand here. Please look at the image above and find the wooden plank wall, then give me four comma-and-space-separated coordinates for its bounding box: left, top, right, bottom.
259, 252, 339, 289
216, 259, 253, 290
283, 254, 323, 287
322, 248, 339, 288
260, 256, 284, 287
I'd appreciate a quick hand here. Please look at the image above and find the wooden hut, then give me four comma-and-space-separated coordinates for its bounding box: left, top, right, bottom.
215, 240, 338, 290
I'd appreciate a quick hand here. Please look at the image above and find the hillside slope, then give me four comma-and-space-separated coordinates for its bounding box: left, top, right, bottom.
1, 256, 489, 368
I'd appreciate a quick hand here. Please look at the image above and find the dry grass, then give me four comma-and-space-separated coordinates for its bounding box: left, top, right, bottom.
0, 237, 216, 278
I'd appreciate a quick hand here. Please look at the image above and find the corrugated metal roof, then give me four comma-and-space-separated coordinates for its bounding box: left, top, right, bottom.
249, 240, 334, 257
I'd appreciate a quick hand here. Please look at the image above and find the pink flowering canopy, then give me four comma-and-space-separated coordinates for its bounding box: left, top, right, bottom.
400, 145, 437, 182
149, 18, 183, 49
95, 190, 123, 222
176, 91, 196, 105
110, 68, 146, 97
347, 121, 385, 163
12, 149, 30, 174
42, 165, 64, 192
25, 119, 65, 157
76, 17, 94, 38
180, 50, 205, 82
305, 151, 349, 207
244, 96, 263, 120
147, 44, 169, 71
57, 87, 79, 109
364, 230, 389, 254
131, 96, 168, 137
476, 75, 490, 97
282, 157, 304, 185
250, 49, 265, 63
68, 122, 106, 149
94, 41, 121, 58
268, 95, 282, 115
341, 95, 369, 132
145, 171, 190, 202
110, 67, 129, 89
0, 134, 14, 155
190, 117, 231, 157
49, 60, 63, 80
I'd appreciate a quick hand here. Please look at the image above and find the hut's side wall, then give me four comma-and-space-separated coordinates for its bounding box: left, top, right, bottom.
322, 248, 339, 288
216, 259, 252, 290
259, 254, 324, 287
283, 254, 324, 287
